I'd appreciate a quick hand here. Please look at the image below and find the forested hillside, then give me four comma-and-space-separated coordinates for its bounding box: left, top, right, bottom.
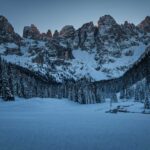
0, 46, 150, 103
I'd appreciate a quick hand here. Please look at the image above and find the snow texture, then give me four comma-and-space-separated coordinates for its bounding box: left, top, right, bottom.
0, 98, 150, 150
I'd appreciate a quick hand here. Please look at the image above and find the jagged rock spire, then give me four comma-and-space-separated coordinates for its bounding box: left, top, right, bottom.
98, 15, 117, 27
23, 24, 41, 39
53, 30, 59, 38
0, 15, 14, 33
139, 16, 150, 32
0, 15, 21, 44
60, 25, 75, 38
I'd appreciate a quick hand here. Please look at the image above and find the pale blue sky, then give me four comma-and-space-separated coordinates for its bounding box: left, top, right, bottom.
0, 0, 149, 35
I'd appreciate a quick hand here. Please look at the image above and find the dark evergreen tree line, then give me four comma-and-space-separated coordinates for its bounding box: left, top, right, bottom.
0, 47, 150, 104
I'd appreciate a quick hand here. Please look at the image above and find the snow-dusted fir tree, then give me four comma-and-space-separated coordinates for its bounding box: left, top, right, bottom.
125, 87, 133, 99
120, 89, 125, 99
0, 56, 2, 96
78, 87, 85, 104
1, 60, 14, 101
144, 79, 150, 109
111, 93, 118, 102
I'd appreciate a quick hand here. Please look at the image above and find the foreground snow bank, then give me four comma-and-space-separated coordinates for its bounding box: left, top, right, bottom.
0, 98, 150, 150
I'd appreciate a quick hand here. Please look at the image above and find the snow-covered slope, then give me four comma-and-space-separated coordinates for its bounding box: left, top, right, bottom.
0, 97, 150, 150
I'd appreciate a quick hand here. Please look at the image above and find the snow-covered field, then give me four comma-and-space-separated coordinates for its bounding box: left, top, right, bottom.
0, 98, 150, 150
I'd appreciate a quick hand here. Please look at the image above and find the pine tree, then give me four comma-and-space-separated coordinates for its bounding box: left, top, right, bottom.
120, 89, 125, 99
0, 56, 2, 96
144, 82, 150, 109
111, 93, 118, 102
78, 87, 85, 104
1, 62, 14, 101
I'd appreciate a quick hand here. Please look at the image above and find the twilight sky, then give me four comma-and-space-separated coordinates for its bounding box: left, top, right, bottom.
0, 0, 150, 35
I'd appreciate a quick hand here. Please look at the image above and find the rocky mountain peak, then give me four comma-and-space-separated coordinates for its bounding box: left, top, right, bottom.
53, 30, 59, 38
98, 15, 117, 27
60, 25, 75, 38
97, 15, 119, 37
46, 29, 52, 38
80, 22, 95, 31
40, 29, 52, 41
0, 15, 7, 21
124, 21, 135, 28
122, 21, 137, 35
77, 21, 96, 50
23, 24, 41, 40
0, 15, 21, 44
145, 16, 150, 22
139, 16, 150, 32
0, 15, 14, 34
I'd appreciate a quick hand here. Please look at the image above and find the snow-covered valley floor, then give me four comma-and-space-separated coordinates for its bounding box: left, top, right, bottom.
0, 98, 150, 150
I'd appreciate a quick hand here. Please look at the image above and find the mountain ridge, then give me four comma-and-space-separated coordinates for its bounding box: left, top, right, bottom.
0, 14, 150, 82
0, 14, 150, 103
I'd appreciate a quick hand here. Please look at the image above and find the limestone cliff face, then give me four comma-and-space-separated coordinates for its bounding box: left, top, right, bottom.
0, 16, 21, 44
23, 24, 52, 41
139, 16, 150, 32
0, 15, 150, 83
